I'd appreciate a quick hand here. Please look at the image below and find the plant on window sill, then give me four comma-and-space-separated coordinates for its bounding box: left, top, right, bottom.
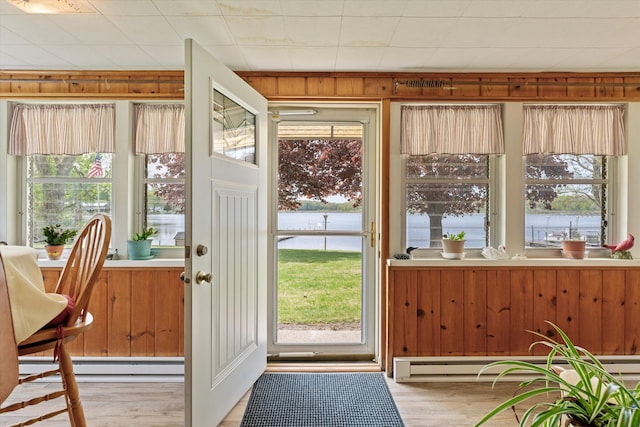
42, 224, 76, 260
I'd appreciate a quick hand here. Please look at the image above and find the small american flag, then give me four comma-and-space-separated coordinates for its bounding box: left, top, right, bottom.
88, 154, 103, 178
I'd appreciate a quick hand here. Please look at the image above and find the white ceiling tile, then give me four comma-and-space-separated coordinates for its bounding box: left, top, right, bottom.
240, 45, 292, 71
289, 47, 338, 71
108, 16, 182, 45
203, 44, 251, 70
284, 17, 341, 46
152, 0, 222, 16
167, 16, 235, 45
2, 15, 79, 44
42, 44, 119, 68
340, 17, 399, 47
217, 1, 282, 16
48, 15, 130, 45
391, 18, 457, 47
402, 0, 474, 17
225, 16, 285, 45
86, 0, 161, 16
280, 0, 344, 16
335, 47, 385, 71
342, 0, 407, 17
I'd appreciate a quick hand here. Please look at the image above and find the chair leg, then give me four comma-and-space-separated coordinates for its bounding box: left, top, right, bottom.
58, 343, 86, 427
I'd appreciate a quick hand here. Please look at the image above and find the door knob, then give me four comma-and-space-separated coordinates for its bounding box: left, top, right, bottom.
195, 271, 212, 285
179, 271, 190, 284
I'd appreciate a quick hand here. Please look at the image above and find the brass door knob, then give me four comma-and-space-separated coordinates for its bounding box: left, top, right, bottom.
195, 271, 212, 285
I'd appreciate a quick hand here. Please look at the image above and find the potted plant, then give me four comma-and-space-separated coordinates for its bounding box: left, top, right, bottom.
42, 224, 77, 260
442, 231, 466, 259
127, 227, 157, 260
475, 321, 640, 426
562, 229, 587, 259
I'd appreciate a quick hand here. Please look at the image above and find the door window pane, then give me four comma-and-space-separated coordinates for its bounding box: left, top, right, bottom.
145, 153, 185, 247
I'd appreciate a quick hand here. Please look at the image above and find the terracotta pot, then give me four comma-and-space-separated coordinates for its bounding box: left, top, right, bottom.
44, 244, 65, 260
562, 240, 586, 259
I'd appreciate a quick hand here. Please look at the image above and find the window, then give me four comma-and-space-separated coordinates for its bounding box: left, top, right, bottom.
27, 154, 112, 247
525, 154, 607, 248
405, 154, 490, 249
134, 103, 185, 248
143, 153, 185, 247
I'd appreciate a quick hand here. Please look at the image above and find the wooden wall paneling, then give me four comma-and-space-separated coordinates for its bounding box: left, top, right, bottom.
624, 270, 640, 355
578, 269, 603, 354
335, 77, 365, 97
453, 77, 481, 98
82, 271, 109, 356
99, 74, 128, 95
158, 75, 184, 97
440, 270, 464, 356
623, 77, 640, 98
596, 77, 624, 98
130, 270, 156, 356
244, 76, 278, 97
463, 269, 487, 355
277, 77, 307, 96
68, 73, 100, 94
155, 269, 182, 356
509, 77, 537, 98
566, 77, 595, 98
363, 77, 393, 97
177, 270, 185, 355
389, 269, 418, 361
306, 76, 336, 97
107, 270, 132, 356
531, 269, 557, 356
555, 269, 580, 342
480, 77, 509, 98
416, 269, 441, 356
41, 269, 61, 292
601, 270, 625, 354
537, 77, 567, 98
486, 269, 511, 355
39, 74, 71, 94
509, 269, 534, 354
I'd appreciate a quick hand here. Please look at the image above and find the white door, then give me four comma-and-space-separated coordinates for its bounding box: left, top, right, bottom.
184, 39, 268, 427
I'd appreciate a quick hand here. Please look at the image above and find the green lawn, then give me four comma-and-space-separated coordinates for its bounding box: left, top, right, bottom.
277, 249, 361, 326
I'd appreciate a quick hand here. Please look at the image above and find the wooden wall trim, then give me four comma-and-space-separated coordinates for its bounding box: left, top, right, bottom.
3, 70, 640, 101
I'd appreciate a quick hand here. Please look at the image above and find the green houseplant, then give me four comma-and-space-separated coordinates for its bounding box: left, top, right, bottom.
42, 224, 77, 260
127, 227, 157, 260
475, 322, 640, 427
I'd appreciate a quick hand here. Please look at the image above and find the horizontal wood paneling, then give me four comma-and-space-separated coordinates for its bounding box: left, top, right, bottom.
386, 266, 640, 375
4, 71, 640, 101
41, 267, 184, 357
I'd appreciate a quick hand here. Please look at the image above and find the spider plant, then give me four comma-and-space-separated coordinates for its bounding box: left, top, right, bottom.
475, 321, 640, 427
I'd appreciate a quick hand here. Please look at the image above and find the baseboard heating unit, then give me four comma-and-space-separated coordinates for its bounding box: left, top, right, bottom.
19, 357, 184, 382
394, 356, 640, 383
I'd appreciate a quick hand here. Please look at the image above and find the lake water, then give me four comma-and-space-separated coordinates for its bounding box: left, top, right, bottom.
150, 211, 602, 251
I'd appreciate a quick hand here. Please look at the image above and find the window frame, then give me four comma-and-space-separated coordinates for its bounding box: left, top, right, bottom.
400, 153, 499, 255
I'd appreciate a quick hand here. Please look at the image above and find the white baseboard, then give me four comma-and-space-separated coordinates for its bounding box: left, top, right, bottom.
394, 356, 640, 383
19, 356, 185, 382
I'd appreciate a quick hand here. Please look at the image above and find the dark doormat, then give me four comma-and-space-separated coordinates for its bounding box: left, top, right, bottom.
240, 372, 404, 427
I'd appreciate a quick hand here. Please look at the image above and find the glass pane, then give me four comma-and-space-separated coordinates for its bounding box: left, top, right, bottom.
278, 211, 362, 235
406, 182, 488, 248
145, 154, 185, 247
30, 154, 112, 178
525, 154, 606, 248
525, 154, 603, 180
407, 154, 488, 180
276, 237, 363, 344
525, 184, 604, 248
212, 89, 256, 163
29, 182, 112, 247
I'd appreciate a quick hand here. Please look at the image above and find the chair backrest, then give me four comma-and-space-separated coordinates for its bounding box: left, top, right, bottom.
55, 214, 111, 327
0, 252, 19, 404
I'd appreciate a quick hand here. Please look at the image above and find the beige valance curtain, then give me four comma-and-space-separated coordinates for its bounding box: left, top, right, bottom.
400, 105, 504, 155
523, 105, 626, 155
9, 103, 115, 155
134, 104, 184, 154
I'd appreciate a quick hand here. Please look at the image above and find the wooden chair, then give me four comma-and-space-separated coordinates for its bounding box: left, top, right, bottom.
0, 252, 19, 405
0, 214, 111, 427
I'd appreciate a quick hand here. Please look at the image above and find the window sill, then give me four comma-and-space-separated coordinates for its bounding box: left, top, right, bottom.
387, 257, 640, 267
38, 258, 184, 268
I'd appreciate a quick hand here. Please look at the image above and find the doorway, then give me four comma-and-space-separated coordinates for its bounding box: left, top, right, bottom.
268, 105, 379, 360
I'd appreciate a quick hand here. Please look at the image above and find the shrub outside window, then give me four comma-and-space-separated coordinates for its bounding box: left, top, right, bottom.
144, 153, 185, 247
27, 154, 112, 247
